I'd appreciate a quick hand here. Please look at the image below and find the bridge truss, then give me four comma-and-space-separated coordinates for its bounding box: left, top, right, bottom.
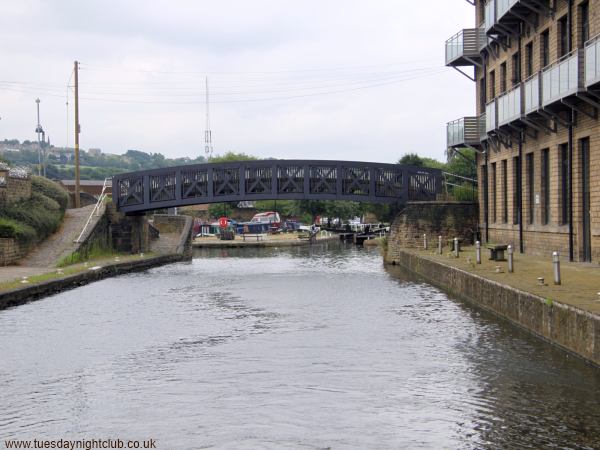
112, 160, 442, 213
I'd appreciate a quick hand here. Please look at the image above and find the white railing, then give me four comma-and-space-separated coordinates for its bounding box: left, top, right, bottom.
523, 73, 540, 114
541, 49, 582, 107
486, 100, 497, 133
585, 34, 600, 87
497, 85, 521, 126
74, 178, 112, 243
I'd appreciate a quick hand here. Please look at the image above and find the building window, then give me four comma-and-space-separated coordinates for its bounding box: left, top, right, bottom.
541, 149, 550, 225
580, 2, 589, 46
500, 63, 507, 93
559, 143, 569, 225
559, 16, 569, 57
513, 156, 521, 225
492, 162, 497, 223
489, 70, 496, 99
512, 52, 521, 86
527, 153, 535, 224
502, 159, 508, 223
526, 43, 534, 78
541, 30, 550, 67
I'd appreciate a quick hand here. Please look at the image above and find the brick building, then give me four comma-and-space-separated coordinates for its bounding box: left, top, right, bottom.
446, 0, 599, 262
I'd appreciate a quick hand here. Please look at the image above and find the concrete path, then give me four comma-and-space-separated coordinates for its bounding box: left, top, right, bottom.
19, 204, 100, 268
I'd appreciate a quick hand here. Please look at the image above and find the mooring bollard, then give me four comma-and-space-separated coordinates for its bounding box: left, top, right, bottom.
423, 233, 428, 250
454, 237, 459, 258
553, 251, 561, 285
438, 236, 442, 254
508, 245, 514, 273
476, 241, 481, 264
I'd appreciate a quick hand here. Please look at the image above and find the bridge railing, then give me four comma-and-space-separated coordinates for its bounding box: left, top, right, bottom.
112, 160, 443, 213
441, 172, 478, 202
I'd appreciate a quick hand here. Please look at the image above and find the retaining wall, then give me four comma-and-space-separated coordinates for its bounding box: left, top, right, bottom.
386, 201, 479, 263
0, 238, 22, 266
0, 176, 31, 208
388, 249, 600, 367
152, 214, 193, 258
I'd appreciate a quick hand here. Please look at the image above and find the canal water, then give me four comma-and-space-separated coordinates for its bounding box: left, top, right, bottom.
1, 242, 599, 449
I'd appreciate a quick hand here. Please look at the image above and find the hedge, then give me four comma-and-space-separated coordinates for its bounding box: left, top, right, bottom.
31, 176, 69, 210
0, 217, 37, 243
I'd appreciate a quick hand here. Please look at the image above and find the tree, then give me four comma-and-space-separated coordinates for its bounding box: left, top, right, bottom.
397, 153, 424, 166
398, 153, 445, 170
446, 148, 476, 179
209, 151, 258, 163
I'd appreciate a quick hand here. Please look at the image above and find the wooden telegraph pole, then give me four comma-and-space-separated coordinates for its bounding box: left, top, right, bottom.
74, 60, 81, 208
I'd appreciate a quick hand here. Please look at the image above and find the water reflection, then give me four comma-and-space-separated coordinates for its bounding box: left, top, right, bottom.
0, 242, 598, 448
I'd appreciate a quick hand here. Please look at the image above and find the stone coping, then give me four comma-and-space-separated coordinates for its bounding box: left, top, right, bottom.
388, 247, 600, 367
0, 254, 186, 311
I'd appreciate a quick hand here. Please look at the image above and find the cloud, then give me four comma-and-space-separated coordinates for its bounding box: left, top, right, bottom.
0, 0, 475, 163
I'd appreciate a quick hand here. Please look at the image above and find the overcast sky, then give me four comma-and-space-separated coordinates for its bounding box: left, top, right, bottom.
0, 1, 474, 164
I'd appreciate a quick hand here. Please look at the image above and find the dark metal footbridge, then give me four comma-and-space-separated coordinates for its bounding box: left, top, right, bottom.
112, 159, 442, 213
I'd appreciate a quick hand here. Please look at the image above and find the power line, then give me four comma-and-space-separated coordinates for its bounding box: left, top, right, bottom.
0, 68, 445, 104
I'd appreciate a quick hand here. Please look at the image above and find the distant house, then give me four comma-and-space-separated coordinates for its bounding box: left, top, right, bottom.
88, 148, 102, 157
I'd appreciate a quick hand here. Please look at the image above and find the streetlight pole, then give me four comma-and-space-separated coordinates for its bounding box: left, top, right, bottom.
35, 98, 45, 176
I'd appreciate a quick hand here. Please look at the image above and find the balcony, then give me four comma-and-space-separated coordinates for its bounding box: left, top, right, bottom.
497, 84, 521, 126
496, 0, 518, 20
585, 35, 600, 88
541, 50, 584, 107
523, 73, 541, 114
484, 0, 495, 33
486, 100, 497, 133
447, 117, 483, 148
479, 113, 487, 142
445, 29, 485, 67
478, 22, 491, 51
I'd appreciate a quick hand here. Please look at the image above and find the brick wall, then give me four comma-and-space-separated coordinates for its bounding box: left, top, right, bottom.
471, 0, 599, 262
385, 201, 479, 264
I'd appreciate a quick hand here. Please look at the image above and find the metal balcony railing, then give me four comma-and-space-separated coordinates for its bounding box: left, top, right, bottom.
445, 29, 485, 66
541, 49, 584, 107
523, 73, 541, 114
484, 0, 496, 33
447, 117, 481, 148
496, 0, 518, 22
486, 100, 497, 133
478, 22, 489, 51
479, 112, 487, 142
497, 84, 521, 126
585, 34, 600, 88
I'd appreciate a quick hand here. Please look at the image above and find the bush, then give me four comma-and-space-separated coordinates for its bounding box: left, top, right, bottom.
1, 193, 64, 240
0, 217, 37, 242
31, 176, 68, 211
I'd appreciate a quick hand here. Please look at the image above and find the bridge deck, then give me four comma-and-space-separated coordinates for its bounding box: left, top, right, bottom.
112, 159, 442, 213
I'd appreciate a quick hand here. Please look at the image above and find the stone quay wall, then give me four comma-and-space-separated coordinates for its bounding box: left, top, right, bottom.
152, 214, 193, 258
385, 201, 479, 263
387, 249, 600, 367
